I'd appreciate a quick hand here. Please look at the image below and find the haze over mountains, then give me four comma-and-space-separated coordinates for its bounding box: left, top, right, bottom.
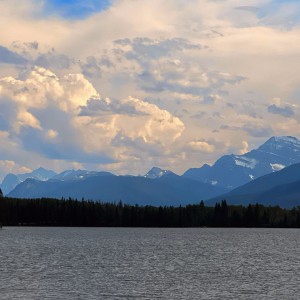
3, 136, 300, 207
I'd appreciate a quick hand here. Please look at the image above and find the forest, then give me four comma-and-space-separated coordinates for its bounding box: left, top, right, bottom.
1, 197, 300, 227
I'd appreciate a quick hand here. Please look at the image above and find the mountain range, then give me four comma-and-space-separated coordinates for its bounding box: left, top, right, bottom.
183, 136, 300, 189
8, 172, 226, 206
3, 136, 300, 207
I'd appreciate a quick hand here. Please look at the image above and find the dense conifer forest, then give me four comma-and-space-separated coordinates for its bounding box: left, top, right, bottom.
1, 197, 300, 227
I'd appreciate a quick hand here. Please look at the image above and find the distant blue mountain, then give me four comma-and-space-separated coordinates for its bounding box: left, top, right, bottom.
5, 136, 300, 207
0, 167, 57, 195
183, 136, 300, 190
8, 172, 227, 206
206, 162, 300, 208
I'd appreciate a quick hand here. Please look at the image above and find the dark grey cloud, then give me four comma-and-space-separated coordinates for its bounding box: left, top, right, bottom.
213, 112, 223, 119
79, 97, 112, 116
191, 111, 206, 119
243, 124, 273, 138
220, 124, 231, 130
202, 95, 216, 104
114, 37, 201, 61
235, 101, 260, 119
112, 37, 245, 97
226, 102, 235, 108
80, 56, 102, 78
80, 55, 114, 78
138, 69, 245, 95
35, 52, 72, 70
268, 104, 295, 118
0, 46, 27, 65
11, 41, 39, 53
79, 97, 148, 117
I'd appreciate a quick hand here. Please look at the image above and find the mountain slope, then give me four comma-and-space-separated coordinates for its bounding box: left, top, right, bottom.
144, 167, 173, 179
183, 136, 300, 190
8, 173, 227, 206
51, 169, 114, 181
0, 167, 57, 195
206, 162, 300, 208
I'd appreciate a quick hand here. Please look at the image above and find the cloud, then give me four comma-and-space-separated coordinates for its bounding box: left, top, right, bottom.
110, 37, 245, 97
81, 56, 103, 78
17, 110, 42, 131
35, 52, 73, 70
268, 101, 295, 118
202, 94, 222, 104
137, 60, 245, 95
0, 67, 116, 164
0, 66, 98, 110
268, 104, 295, 117
0, 66, 185, 170
78, 95, 185, 148
239, 140, 249, 154
0, 46, 27, 65
188, 141, 215, 153
243, 123, 273, 138
46, 129, 58, 139
114, 37, 201, 60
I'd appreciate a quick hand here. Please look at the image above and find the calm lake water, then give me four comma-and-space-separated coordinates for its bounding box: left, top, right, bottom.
0, 227, 299, 299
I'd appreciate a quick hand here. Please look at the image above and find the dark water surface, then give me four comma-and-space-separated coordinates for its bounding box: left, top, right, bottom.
0, 227, 299, 299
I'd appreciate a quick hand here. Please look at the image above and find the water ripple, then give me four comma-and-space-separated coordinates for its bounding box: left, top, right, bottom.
0, 227, 299, 299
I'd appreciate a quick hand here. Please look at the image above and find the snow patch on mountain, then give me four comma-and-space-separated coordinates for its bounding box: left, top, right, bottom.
273, 136, 300, 144
183, 136, 300, 190
52, 169, 113, 181
144, 167, 172, 179
234, 157, 257, 169
270, 163, 285, 171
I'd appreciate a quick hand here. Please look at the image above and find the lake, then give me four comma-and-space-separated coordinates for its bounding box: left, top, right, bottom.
0, 227, 299, 299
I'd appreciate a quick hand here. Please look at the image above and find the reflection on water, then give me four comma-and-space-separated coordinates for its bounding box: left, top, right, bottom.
0, 227, 299, 299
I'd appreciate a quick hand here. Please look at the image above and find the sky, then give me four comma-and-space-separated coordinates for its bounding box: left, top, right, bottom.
0, 0, 300, 179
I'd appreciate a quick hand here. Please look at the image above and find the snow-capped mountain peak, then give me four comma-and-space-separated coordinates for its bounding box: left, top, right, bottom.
258, 136, 300, 153
183, 136, 300, 190
31, 167, 57, 181
52, 169, 98, 181
144, 167, 172, 179
0, 167, 57, 195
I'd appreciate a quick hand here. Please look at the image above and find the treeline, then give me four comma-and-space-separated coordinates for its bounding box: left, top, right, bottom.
1, 197, 300, 227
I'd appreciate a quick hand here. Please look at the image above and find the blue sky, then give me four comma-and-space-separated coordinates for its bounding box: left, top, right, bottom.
44, 0, 112, 19
44, 0, 300, 21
